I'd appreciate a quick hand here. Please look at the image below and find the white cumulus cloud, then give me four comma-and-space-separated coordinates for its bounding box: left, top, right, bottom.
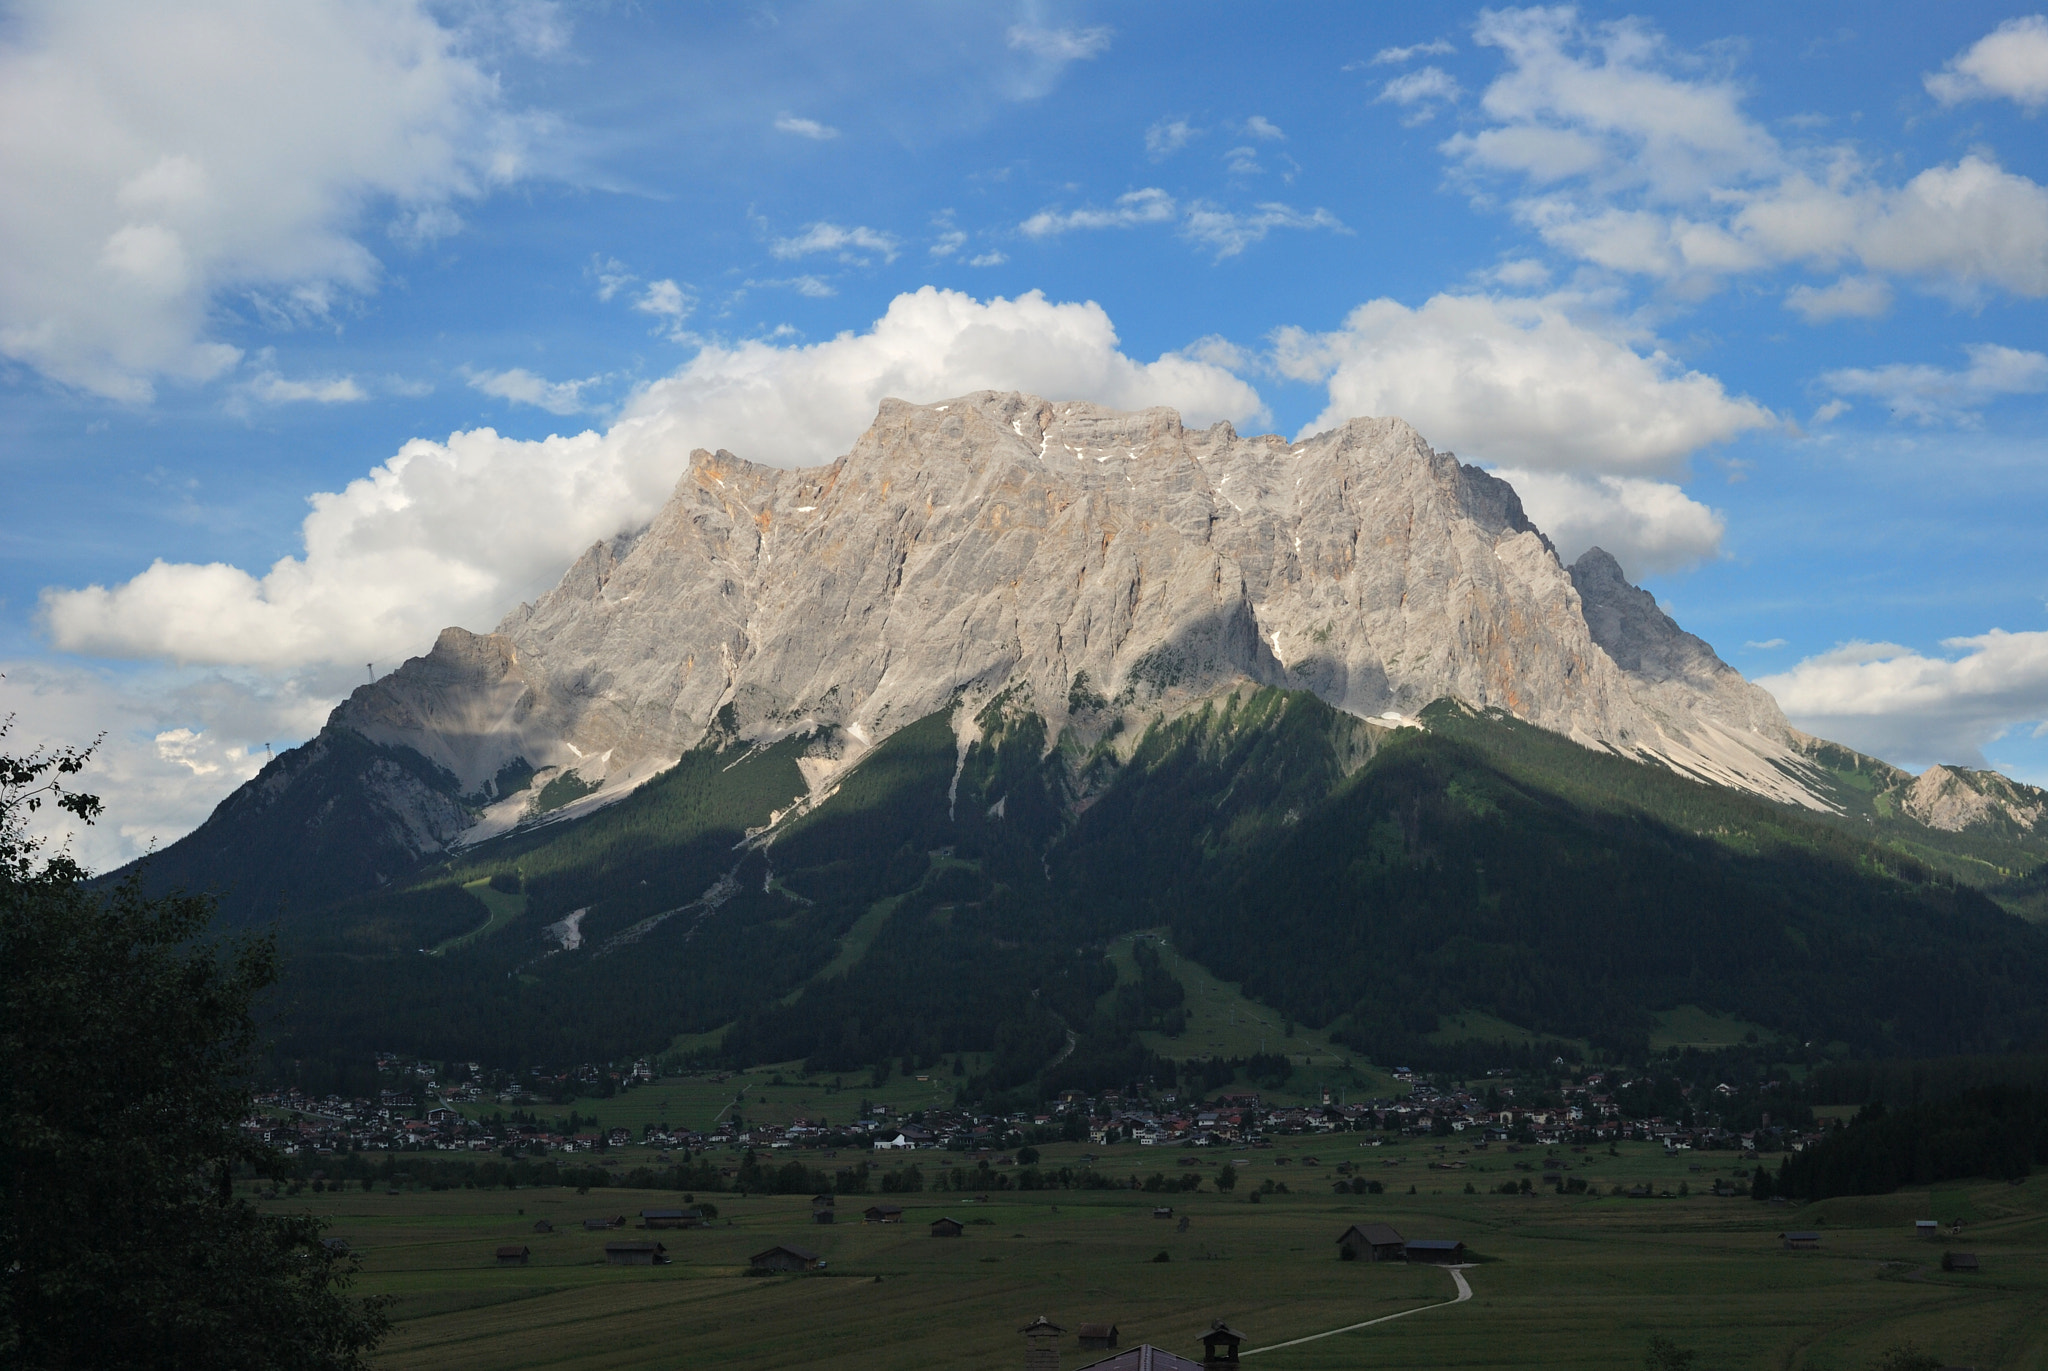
1378, 67, 1462, 123
1145, 118, 1199, 159
1760, 630, 2048, 769
1446, 8, 2048, 302
770, 222, 902, 263
1275, 292, 1773, 477
1022, 190, 1345, 259
1925, 15, 2048, 110
40, 288, 1264, 674
1, 660, 337, 871
235, 368, 366, 407
466, 367, 605, 415
1784, 275, 1893, 323
1489, 468, 1724, 575
1181, 203, 1346, 259
1272, 292, 1770, 574
1820, 344, 2048, 423
773, 113, 840, 140
1368, 39, 1455, 66
1022, 189, 1180, 237
1005, 24, 1113, 62
0, 0, 541, 402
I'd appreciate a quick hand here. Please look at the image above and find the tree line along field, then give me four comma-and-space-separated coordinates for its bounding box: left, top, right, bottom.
271, 1135, 2048, 1371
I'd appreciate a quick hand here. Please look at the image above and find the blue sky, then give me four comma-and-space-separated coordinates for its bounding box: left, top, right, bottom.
4, 0, 2048, 866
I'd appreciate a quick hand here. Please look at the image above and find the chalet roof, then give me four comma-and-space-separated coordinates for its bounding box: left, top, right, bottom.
1073, 1347, 1202, 1371
1076, 1322, 1119, 1339
1340, 1223, 1403, 1246
495, 1245, 529, 1258
605, 1241, 666, 1253
750, 1244, 821, 1262
640, 1208, 701, 1219
1405, 1239, 1465, 1251
1780, 1232, 1821, 1242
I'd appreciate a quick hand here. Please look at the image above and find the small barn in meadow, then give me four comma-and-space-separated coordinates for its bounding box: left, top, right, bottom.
749, 1244, 824, 1273
864, 1204, 904, 1223
494, 1245, 530, 1265
1337, 1223, 1405, 1262
1780, 1231, 1820, 1251
1072, 1342, 1206, 1371
604, 1241, 669, 1266
1942, 1251, 1980, 1272
1404, 1239, 1467, 1264
930, 1217, 965, 1237
1202, 1321, 1247, 1366
641, 1208, 703, 1230
1076, 1322, 1120, 1350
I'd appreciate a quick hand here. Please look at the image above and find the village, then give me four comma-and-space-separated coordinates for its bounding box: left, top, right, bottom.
245, 1053, 1829, 1183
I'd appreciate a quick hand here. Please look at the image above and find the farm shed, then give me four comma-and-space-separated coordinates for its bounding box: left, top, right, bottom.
1202, 1320, 1247, 1365
641, 1208, 703, 1230
1337, 1223, 1405, 1262
494, 1245, 529, 1265
749, 1243, 824, 1272
1074, 1345, 1202, 1371
604, 1241, 669, 1266
1076, 1322, 1119, 1350
1943, 1251, 1980, 1272
930, 1217, 964, 1237
1780, 1232, 1821, 1251
1404, 1239, 1467, 1264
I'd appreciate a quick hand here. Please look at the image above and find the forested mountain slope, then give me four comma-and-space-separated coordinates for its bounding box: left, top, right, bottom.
259, 688, 2048, 1095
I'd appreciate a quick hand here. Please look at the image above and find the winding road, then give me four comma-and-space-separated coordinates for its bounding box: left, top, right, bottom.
1242, 1265, 1473, 1357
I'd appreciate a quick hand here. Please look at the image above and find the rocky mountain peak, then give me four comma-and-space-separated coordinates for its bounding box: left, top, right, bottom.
238, 392, 1852, 852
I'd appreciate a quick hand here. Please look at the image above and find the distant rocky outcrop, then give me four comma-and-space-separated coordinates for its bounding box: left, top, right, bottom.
1901, 765, 2047, 834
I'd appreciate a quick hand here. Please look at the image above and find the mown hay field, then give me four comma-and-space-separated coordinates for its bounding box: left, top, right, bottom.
285, 1137, 2048, 1370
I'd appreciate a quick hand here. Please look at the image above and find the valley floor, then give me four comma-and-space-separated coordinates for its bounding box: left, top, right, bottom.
275, 1137, 2048, 1370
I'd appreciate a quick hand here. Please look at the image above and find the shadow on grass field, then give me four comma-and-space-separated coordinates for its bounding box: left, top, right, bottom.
282, 1139, 2048, 1371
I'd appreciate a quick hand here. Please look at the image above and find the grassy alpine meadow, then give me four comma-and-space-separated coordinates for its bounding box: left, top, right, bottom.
269, 1135, 2048, 1371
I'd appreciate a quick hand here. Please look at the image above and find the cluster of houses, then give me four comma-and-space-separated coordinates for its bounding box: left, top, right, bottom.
250, 1062, 1827, 1165
246, 1087, 652, 1155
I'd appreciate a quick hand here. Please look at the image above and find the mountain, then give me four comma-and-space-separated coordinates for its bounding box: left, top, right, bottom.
138, 391, 1881, 915
115, 393, 2048, 1086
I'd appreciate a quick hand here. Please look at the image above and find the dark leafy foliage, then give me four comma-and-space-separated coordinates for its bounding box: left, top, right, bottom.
1773, 1086, 2048, 1199
1, 723, 388, 1371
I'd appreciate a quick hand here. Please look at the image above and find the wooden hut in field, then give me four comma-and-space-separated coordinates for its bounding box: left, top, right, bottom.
1336, 1223, 1405, 1262
749, 1243, 823, 1273
604, 1240, 669, 1266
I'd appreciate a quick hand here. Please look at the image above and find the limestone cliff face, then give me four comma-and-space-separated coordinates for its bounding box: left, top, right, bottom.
327, 391, 1830, 838
1901, 765, 2047, 834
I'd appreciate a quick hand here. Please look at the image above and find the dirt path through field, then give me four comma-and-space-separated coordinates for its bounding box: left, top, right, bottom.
1242, 1265, 1473, 1356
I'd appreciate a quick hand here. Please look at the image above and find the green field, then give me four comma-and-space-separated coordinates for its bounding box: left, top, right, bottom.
280, 1134, 2048, 1370
1105, 932, 1403, 1102
453, 1064, 997, 1136
428, 880, 526, 956
1649, 1005, 1783, 1052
